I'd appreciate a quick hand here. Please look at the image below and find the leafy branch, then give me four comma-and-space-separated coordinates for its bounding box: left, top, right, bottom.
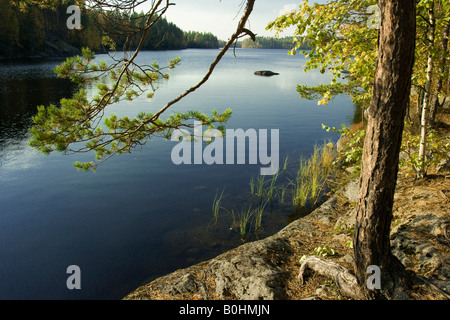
28, 0, 256, 171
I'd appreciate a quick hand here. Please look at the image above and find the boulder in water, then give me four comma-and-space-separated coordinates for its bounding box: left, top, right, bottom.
254, 70, 279, 76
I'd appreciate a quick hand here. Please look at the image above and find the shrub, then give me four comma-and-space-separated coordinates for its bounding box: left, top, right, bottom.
400, 122, 450, 177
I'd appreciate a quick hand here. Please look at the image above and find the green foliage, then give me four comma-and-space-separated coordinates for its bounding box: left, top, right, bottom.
231, 205, 255, 241
254, 199, 268, 232
184, 31, 220, 49
292, 143, 337, 209
0, 0, 49, 56
211, 188, 225, 227
267, 0, 378, 107
28, 45, 232, 170
299, 255, 308, 264
0, 0, 20, 55
256, 175, 267, 198
267, 0, 450, 127
211, 190, 264, 242
322, 124, 365, 172
10, 0, 79, 9
325, 121, 450, 178
314, 245, 336, 257
123, 14, 219, 50
0, 0, 100, 57
241, 36, 310, 49
413, 0, 450, 93
345, 240, 354, 249
400, 123, 450, 177
248, 157, 289, 204
267, 171, 279, 201
212, 149, 337, 243
0, 1, 220, 57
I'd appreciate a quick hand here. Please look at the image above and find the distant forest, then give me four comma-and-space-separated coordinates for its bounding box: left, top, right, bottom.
0, 0, 220, 58
241, 36, 311, 50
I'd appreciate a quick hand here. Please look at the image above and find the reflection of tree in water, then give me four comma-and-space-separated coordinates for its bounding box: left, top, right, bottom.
0, 75, 76, 142
0, 65, 76, 167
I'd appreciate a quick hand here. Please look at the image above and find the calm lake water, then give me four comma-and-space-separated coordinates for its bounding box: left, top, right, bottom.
0, 49, 357, 299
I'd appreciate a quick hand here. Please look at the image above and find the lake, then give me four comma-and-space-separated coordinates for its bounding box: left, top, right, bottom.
0, 48, 357, 299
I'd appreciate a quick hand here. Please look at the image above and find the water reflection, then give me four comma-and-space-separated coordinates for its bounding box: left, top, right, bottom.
0, 50, 357, 299
0, 59, 76, 168
0, 75, 74, 136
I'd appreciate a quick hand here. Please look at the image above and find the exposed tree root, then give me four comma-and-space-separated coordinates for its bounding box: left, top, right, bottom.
298, 256, 450, 300
298, 256, 364, 299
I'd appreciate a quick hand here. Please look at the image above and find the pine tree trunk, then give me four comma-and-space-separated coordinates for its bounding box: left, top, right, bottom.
353, 0, 416, 299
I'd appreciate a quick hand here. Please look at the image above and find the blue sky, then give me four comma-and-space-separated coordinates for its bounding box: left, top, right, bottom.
140, 1, 318, 41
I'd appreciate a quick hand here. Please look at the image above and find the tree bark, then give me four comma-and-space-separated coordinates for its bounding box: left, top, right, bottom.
353, 0, 416, 299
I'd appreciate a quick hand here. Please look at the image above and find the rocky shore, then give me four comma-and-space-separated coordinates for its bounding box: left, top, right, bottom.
123, 169, 450, 300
